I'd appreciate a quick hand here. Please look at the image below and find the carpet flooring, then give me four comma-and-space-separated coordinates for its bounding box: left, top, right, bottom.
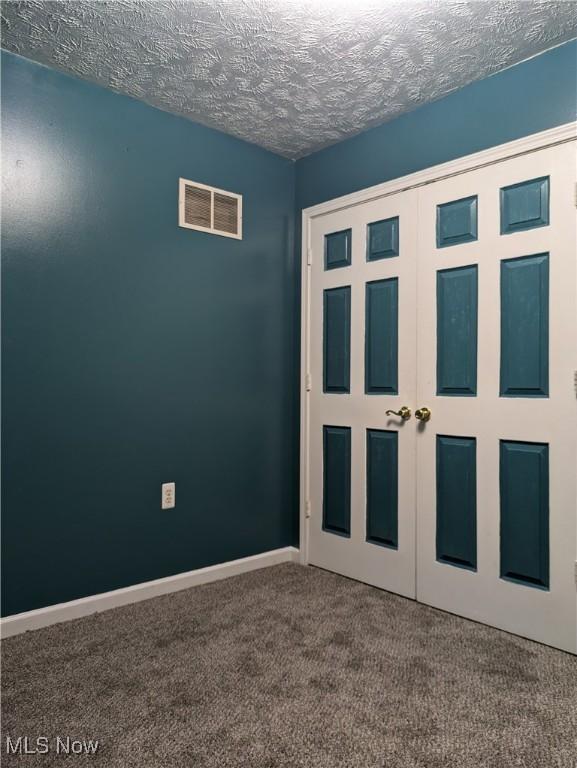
2, 563, 577, 767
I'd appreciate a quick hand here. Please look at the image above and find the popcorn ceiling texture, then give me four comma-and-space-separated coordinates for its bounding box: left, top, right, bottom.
1, 1, 576, 158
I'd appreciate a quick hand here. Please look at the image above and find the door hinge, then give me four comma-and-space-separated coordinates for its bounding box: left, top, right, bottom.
305, 500, 311, 519
305, 372, 312, 392
307, 247, 313, 266
574, 561, 577, 587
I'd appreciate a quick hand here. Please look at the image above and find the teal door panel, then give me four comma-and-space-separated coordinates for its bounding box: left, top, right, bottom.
500, 176, 549, 235
325, 229, 352, 270
437, 265, 478, 396
365, 278, 398, 394
500, 441, 549, 589
500, 253, 548, 397
323, 286, 351, 393
323, 426, 351, 537
436, 195, 478, 248
366, 429, 398, 549
367, 216, 399, 261
436, 435, 477, 570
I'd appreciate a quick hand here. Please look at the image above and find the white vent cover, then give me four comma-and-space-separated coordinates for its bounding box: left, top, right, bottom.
179, 178, 242, 239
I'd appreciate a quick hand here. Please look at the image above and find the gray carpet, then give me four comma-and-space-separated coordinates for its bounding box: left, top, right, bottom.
2, 563, 576, 767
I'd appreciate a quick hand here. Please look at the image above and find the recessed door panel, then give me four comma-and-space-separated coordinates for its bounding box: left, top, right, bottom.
323, 286, 351, 393
436, 435, 477, 570
365, 278, 398, 394
367, 217, 399, 261
325, 229, 351, 270
500, 176, 549, 235
366, 429, 398, 548
437, 265, 478, 396
500, 440, 549, 589
436, 195, 478, 247
500, 253, 548, 397
323, 426, 351, 537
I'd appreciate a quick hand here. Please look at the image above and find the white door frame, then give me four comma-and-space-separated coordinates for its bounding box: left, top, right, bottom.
299, 121, 577, 573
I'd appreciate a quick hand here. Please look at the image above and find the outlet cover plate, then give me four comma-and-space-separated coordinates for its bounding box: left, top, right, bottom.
162, 482, 175, 510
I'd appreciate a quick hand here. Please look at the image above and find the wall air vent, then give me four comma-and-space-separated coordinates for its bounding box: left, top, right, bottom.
179, 178, 242, 239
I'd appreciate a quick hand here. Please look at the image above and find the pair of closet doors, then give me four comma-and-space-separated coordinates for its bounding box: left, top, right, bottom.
302, 132, 576, 653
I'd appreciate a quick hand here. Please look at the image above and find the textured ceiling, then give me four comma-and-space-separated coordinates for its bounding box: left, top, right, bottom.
1, 1, 576, 159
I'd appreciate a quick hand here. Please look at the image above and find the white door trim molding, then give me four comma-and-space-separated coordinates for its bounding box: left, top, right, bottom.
302, 123, 577, 221
299, 121, 577, 564
0, 547, 300, 638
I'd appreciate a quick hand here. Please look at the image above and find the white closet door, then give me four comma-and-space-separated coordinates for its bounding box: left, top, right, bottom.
307, 190, 418, 598
303, 132, 577, 653
415, 141, 577, 653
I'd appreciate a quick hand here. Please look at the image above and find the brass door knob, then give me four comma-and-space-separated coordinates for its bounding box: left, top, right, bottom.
415, 407, 431, 422
385, 406, 411, 420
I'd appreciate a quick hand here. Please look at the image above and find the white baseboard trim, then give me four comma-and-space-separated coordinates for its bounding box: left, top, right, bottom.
0, 546, 300, 639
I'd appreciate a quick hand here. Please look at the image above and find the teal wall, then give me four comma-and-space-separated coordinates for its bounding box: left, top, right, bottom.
1, 51, 298, 616
295, 40, 577, 210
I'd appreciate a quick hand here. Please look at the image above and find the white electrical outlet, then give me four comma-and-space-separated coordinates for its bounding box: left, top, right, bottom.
162, 482, 175, 510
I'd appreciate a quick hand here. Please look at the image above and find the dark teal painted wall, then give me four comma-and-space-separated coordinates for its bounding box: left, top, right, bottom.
295, 40, 577, 210
1, 51, 297, 616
